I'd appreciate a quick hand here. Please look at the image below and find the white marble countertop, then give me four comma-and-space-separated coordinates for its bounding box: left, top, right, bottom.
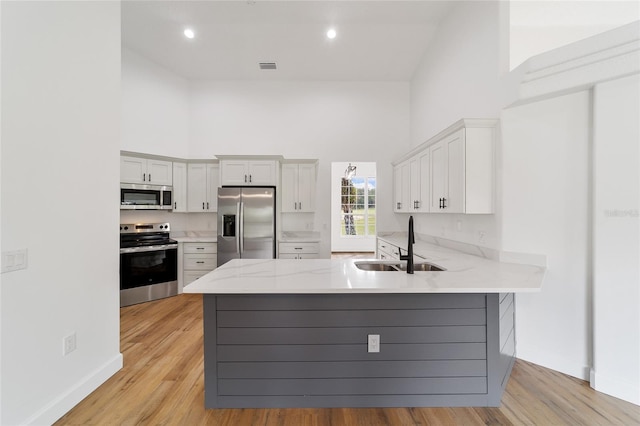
171, 231, 217, 243
183, 242, 545, 294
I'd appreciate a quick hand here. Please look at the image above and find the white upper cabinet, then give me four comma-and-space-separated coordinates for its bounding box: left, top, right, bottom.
172, 162, 188, 212
220, 159, 278, 186
187, 163, 220, 212
393, 149, 429, 213
281, 162, 317, 212
394, 119, 496, 215
120, 155, 172, 185
393, 161, 411, 212
429, 122, 495, 214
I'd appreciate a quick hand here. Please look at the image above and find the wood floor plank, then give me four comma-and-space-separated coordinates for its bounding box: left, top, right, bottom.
54, 294, 640, 426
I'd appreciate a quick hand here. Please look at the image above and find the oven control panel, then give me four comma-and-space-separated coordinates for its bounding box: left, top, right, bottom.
120, 223, 171, 234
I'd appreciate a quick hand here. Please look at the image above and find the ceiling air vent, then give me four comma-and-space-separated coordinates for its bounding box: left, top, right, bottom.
259, 62, 277, 70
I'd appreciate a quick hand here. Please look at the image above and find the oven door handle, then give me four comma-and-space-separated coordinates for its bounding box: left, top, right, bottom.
120, 244, 178, 254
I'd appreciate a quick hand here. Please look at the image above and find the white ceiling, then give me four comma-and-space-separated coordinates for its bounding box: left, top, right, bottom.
121, 1, 456, 81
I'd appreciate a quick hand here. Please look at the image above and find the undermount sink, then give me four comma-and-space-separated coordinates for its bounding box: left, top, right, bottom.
395, 262, 444, 272
354, 262, 399, 271
354, 261, 445, 272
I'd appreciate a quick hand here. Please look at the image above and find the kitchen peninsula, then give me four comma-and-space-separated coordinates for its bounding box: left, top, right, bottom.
183, 245, 544, 409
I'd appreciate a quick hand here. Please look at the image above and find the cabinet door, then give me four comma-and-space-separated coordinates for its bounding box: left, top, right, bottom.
281, 164, 298, 212
172, 162, 188, 212
120, 156, 146, 183
220, 161, 249, 185
430, 140, 447, 212
206, 163, 219, 211
394, 161, 410, 212
445, 130, 465, 213
248, 161, 277, 185
418, 150, 430, 212
409, 157, 420, 211
147, 159, 173, 185
187, 163, 208, 212
297, 163, 316, 212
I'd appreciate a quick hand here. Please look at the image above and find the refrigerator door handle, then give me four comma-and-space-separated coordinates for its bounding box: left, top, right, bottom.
239, 201, 244, 255
235, 202, 241, 254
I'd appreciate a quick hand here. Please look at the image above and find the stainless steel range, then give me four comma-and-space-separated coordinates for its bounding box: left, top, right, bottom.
119, 222, 178, 307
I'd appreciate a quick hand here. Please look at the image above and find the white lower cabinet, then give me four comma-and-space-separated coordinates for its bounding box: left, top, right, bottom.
377, 239, 402, 260
182, 242, 217, 285
279, 242, 319, 259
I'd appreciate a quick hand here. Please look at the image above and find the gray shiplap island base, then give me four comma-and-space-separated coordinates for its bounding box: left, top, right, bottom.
184, 257, 544, 408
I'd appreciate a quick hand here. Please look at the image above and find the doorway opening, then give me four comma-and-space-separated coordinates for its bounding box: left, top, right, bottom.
330, 162, 376, 253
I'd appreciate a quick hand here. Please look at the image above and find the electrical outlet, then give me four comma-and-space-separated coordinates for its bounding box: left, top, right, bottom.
478, 231, 486, 244
368, 334, 380, 353
63, 333, 77, 356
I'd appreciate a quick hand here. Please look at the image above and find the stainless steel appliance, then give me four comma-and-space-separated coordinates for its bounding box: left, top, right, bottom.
120, 183, 173, 210
217, 187, 276, 266
120, 222, 178, 307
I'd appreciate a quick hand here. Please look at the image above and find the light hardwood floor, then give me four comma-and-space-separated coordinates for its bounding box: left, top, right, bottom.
55, 293, 640, 425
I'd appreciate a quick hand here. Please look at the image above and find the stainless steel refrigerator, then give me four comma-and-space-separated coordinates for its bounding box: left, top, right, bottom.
217, 187, 276, 266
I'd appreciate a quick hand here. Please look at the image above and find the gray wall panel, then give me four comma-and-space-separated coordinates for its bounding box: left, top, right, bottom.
218, 360, 487, 379
203, 293, 515, 408
218, 377, 488, 396
218, 342, 487, 362
218, 293, 487, 310
218, 309, 487, 328
499, 303, 515, 348
218, 325, 487, 345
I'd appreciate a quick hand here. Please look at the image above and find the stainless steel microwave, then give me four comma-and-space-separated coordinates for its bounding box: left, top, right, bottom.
120, 183, 173, 210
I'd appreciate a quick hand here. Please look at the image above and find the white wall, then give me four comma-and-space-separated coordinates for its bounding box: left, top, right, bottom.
121, 47, 190, 158
501, 91, 591, 379
408, 1, 504, 249
186, 80, 410, 256
1, 2, 122, 424
592, 74, 640, 404
509, 1, 640, 70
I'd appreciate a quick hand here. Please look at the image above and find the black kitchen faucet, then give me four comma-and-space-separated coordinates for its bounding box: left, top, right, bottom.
399, 215, 415, 274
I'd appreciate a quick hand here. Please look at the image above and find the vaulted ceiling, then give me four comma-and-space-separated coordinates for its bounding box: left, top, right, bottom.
121, 1, 455, 81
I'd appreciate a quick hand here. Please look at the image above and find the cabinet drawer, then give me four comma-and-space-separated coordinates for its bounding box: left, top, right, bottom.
184, 242, 217, 254
279, 242, 319, 254
184, 270, 209, 285
184, 253, 216, 270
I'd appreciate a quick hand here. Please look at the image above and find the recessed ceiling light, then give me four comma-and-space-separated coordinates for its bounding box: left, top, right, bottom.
184, 28, 195, 39
326, 28, 337, 40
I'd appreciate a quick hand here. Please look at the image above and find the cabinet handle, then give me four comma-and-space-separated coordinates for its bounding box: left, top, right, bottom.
439, 198, 443, 209
294, 247, 302, 250
196, 261, 205, 264
196, 247, 205, 250
143, 173, 146, 182
174, 202, 177, 209
249, 174, 252, 183
396, 202, 401, 210
207, 202, 210, 210
442, 197, 447, 209
244, 175, 247, 183
149, 174, 151, 181
202, 202, 205, 210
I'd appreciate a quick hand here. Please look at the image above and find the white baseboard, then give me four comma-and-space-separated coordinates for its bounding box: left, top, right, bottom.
24, 353, 123, 425
590, 368, 640, 406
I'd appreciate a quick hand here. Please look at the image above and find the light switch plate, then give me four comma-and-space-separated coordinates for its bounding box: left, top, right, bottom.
2, 249, 28, 273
